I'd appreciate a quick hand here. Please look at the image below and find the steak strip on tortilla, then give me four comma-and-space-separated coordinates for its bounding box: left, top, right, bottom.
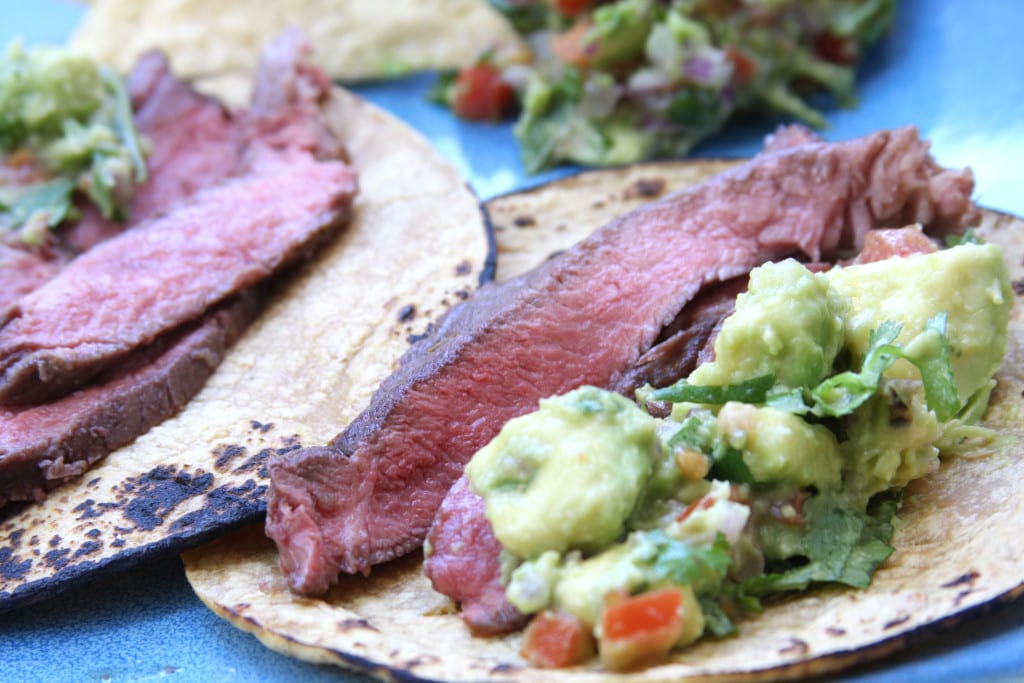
266, 125, 977, 596
0, 31, 357, 408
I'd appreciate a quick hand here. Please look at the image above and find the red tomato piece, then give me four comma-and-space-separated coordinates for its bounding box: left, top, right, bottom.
726, 46, 757, 85
521, 610, 595, 669
451, 64, 515, 121
550, 0, 593, 17
855, 227, 938, 264
550, 17, 597, 68
599, 587, 685, 671
815, 32, 858, 65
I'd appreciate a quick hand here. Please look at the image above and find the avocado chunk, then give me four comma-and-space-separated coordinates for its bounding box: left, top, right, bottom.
466, 386, 660, 559
716, 402, 843, 489
825, 243, 1013, 404
841, 384, 943, 501
689, 259, 844, 390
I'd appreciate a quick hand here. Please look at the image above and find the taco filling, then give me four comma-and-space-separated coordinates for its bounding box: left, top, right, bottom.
454, 235, 1012, 671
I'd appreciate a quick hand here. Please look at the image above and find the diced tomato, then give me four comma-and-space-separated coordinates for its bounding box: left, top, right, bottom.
521, 610, 595, 669
549, 0, 592, 17
550, 17, 597, 68
815, 32, 858, 65
726, 46, 757, 85
599, 587, 685, 671
450, 64, 515, 121
855, 227, 938, 264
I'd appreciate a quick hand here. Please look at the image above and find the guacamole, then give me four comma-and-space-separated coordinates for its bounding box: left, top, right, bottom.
464, 239, 1011, 670
0, 41, 147, 244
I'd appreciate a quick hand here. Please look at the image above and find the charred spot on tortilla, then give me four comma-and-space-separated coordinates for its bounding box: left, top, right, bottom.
250, 420, 275, 434
119, 466, 217, 532
623, 177, 667, 199
213, 445, 248, 472
884, 615, 912, 630
943, 571, 981, 589
397, 305, 417, 323
512, 215, 536, 228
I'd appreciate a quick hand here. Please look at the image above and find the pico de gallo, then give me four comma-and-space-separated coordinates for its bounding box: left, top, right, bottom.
432, 0, 896, 172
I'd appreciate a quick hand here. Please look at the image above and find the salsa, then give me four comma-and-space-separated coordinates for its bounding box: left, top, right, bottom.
434, 0, 896, 172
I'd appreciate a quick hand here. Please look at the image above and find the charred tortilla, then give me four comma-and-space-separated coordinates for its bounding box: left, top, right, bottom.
0, 87, 491, 611
70, 0, 524, 107
183, 161, 1024, 682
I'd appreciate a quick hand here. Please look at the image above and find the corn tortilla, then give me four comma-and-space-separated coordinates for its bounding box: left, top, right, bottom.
182, 162, 1024, 681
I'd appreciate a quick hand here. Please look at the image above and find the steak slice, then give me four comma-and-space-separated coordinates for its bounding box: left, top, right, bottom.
1, 51, 242, 321
609, 275, 748, 399
266, 126, 978, 595
424, 277, 745, 635
0, 291, 263, 507
424, 475, 529, 636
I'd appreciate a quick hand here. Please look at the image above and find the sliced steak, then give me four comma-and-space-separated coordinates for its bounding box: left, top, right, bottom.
0, 291, 262, 507
424, 276, 743, 634
266, 126, 978, 595
4, 51, 242, 319
0, 153, 356, 406
424, 476, 529, 636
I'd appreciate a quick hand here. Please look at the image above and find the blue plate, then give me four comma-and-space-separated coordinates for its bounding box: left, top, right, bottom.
3, 2, 1024, 681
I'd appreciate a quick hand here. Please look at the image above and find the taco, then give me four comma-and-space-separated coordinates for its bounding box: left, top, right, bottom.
183, 154, 1024, 681
0, 37, 491, 610
69, 0, 525, 107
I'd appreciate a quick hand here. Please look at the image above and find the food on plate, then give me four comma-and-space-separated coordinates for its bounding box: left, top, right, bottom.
0, 36, 491, 610
183, 151, 1024, 681
264, 125, 975, 596
434, 0, 896, 171
69, 0, 525, 106
0, 30, 358, 506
